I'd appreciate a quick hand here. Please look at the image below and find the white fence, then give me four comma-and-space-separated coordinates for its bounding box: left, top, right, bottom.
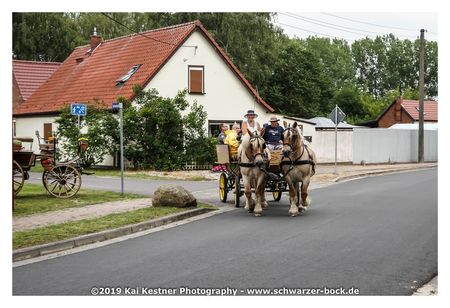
312, 130, 353, 163
353, 128, 438, 164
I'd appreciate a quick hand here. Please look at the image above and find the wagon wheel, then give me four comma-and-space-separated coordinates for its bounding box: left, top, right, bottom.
272, 181, 282, 202
219, 172, 228, 202
43, 165, 82, 198
13, 160, 24, 196
234, 174, 241, 208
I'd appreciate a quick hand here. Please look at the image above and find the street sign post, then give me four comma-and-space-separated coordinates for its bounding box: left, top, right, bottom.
71, 103, 87, 129
328, 105, 346, 174
112, 102, 124, 195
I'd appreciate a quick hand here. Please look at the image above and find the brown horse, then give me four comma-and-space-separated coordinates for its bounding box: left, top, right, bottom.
281, 121, 317, 217
238, 129, 269, 217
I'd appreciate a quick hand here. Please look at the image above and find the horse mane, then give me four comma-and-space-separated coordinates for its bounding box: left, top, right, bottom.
239, 133, 253, 163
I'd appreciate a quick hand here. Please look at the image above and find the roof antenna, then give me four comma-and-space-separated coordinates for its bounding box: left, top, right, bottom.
93, 27, 97, 36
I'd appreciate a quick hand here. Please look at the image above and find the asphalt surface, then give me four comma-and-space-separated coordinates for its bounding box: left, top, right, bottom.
14, 168, 437, 295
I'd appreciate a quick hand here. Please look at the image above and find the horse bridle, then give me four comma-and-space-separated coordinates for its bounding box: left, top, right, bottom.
283, 127, 305, 159
239, 136, 269, 174
281, 127, 315, 176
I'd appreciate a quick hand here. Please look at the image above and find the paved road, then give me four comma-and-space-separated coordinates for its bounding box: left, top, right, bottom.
15, 168, 437, 295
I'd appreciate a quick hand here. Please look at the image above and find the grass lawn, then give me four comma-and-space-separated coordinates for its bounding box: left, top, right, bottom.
13, 203, 213, 249
14, 183, 144, 217
30, 165, 209, 181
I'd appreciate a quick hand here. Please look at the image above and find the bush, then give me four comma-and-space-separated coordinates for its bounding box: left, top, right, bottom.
55, 101, 117, 167
123, 86, 216, 170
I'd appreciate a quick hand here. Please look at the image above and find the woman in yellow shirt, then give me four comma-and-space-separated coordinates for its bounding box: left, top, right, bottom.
224, 122, 240, 160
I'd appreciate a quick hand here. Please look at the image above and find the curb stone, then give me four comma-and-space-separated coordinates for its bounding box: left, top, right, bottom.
13, 207, 215, 262
333, 164, 437, 183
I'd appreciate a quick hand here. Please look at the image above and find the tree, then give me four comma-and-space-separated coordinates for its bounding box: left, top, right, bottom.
331, 86, 366, 121
299, 37, 355, 89
13, 13, 83, 61
265, 39, 334, 118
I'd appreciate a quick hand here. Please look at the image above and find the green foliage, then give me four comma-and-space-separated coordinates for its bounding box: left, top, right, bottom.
265, 40, 333, 118
331, 86, 366, 121
55, 102, 116, 167
299, 37, 355, 89
351, 34, 438, 99
183, 102, 216, 165
13, 13, 83, 62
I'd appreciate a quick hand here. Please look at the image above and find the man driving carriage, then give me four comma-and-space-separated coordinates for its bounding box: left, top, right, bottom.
262, 116, 284, 150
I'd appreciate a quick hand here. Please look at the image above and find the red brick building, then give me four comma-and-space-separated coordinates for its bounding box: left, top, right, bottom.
359, 97, 438, 128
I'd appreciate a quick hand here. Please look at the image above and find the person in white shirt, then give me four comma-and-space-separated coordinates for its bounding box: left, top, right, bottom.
241, 110, 261, 135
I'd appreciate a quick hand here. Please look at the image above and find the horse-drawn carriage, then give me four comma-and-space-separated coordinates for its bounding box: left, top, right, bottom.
216, 144, 288, 207
215, 122, 316, 217
13, 131, 91, 202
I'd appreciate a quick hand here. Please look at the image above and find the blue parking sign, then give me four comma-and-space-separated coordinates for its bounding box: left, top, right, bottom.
71, 103, 87, 116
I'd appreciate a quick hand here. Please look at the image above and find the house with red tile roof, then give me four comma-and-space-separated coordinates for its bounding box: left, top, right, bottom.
13, 20, 274, 154
12, 59, 61, 138
358, 97, 438, 128
13, 60, 61, 102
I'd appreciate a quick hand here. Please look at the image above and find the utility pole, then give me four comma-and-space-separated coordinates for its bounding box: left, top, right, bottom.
335, 104, 338, 174
418, 29, 425, 163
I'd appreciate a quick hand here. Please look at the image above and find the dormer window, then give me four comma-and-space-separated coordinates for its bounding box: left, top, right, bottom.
116, 64, 142, 85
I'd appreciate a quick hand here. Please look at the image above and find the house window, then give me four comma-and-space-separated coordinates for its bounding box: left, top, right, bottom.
208, 120, 241, 137
188, 66, 205, 94
43, 123, 53, 141
116, 64, 142, 85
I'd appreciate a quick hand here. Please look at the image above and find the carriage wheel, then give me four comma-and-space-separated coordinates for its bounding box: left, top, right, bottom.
234, 174, 241, 208
13, 160, 24, 196
219, 172, 228, 202
272, 182, 282, 201
43, 165, 82, 198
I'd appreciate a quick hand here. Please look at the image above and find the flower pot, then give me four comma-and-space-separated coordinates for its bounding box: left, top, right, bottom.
79, 140, 89, 151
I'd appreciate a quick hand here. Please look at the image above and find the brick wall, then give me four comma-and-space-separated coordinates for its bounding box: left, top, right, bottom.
378, 97, 414, 128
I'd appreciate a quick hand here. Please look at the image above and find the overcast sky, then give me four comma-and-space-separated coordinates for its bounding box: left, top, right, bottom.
273, 12, 438, 42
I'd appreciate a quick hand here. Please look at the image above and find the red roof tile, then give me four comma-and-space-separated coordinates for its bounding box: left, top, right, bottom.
12, 60, 61, 100
13, 20, 273, 115
402, 100, 438, 121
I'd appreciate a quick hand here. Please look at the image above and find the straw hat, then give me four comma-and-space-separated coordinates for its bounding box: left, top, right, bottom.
269, 115, 280, 122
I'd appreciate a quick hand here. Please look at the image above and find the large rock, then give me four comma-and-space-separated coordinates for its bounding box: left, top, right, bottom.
152, 185, 197, 208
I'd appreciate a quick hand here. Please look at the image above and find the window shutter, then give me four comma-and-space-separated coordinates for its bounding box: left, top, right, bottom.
189, 66, 204, 94
43, 123, 52, 141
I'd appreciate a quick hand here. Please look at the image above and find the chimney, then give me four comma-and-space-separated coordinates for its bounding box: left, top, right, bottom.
90, 27, 102, 50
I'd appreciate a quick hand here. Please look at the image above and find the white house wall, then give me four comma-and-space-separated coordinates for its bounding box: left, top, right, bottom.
143, 30, 272, 127
14, 116, 58, 154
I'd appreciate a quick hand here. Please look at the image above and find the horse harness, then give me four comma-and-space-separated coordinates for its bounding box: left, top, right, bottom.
280, 128, 316, 176
238, 136, 267, 168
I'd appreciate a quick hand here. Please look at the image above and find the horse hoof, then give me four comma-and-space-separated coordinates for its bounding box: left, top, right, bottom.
254, 213, 262, 217
299, 206, 307, 213
289, 211, 299, 217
